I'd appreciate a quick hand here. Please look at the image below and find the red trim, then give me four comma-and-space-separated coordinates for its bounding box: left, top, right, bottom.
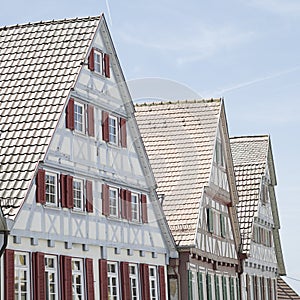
36, 169, 46, 204
104, 53, 110, 78
66, 98, 75, 130
66, 175, 74, 209
60, 174, 66, 207
4, 249, 14, 300
120, 118, 127, 148
140, 263, 150, 300
87, 104, 95, 137
158, 266, 166, 300
61, 256, 72, 300
86, 258, 95, 300
33, 252, 45, 300
102, 184, 109, 216
120, 262, 130, 300
99, 259, 108, 299
86, 180, 93, 213
88, 48, 95, 71
102, 111, 109, 142
120, 189, 127, 219
126, 190, 132, 221
141, 194, 148, 223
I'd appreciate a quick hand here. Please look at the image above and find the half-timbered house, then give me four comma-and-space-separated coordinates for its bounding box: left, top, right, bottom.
0, 15, 177, 299
135, 99, 242, 300
230, 135, 286, 300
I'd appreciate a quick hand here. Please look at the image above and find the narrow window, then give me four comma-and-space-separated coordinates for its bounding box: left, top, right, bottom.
207, 274, 212, 300
108, 262, 119, 299
45, 255, 58, 300
131, 193, 139, 222
74, 102, 85, 133
222, 276, 228, 300
130, 264, 140, 300
45, 172, 57, 205
207, 208, 214, 233
109, 115, 118, 144
73, 178, 84, 211
72, 258, 85, 299
215, 274, 220, 300
198, 272, 204, 300
229, 277, 235, 300
109, 187, 118, 217
14, 252, 30, 300
94, 49, 104, 75
149, 266, 158, 300
220, 214, 226, 238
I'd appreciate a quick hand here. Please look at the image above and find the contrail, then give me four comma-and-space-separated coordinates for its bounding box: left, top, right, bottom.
105, 0, 113, 26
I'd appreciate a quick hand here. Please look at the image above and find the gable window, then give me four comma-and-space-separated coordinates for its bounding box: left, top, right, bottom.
207, 208, 214, 233
109, 187, 119, 217
74, 102, 85, 133
94, 49, 104, 74
130, 264, 140, 300
220, 214, 226, 238
14, 252, 30, 300
88, 47, 110, 78
215, 140, 224, 167
108, 262, 120, 299
72, 258, 85, 299
73, 178, 84, 211
45, 172, 57, 205
109, 115, 118, 144
131, 193, 139, 222
45, 255, 58, 300
149, 266, 158, 300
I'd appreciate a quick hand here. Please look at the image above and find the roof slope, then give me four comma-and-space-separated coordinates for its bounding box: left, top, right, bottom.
0, 16, 100, 218
230, 135, 269, 253
277, 277, 300, 299
135, 99, 221, 246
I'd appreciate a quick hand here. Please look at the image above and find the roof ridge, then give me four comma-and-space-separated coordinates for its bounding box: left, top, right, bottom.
230, 134, 269, 142
135, 98, 222, 107
0, 15, 101, 31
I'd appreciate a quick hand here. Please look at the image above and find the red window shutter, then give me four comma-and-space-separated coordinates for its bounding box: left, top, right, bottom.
102, 111, 109, 142
126, 190, 132, 221
33, 252, 45, 300
66, 98, 75, 130
104, 53, 110, 78
4, 249, 14, 300
140, 264, 150, 300
66, 175, 74, 209
120, 118, 127, 148
120, 189, 127, 219
102, 184, 109, 216
88, 48, 95, 71
61, 256, 72, 300
120, 262, 130, 300
99, 259, 108, 300
86, 180, 94, 213
158, 266, 166, 300
86, 258, 95, 300
60, 174, 67, 208
141, 194, 148, 223
87, 104, 95, 137
36, 169, 46, 204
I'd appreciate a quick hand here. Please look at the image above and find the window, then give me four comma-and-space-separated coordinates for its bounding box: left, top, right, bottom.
74, 102, 85, 133
207, 208, 214, 233
94, 49, 104, 75
129, 264, 140, 300
45, 255, 58, 300
131, 193, 139, 222
109, 188, 118, 217
222, 276, 228, 300
215, 140, 224, 167
206, 274, 213, 300
198, 272, 204, 300
109, 115, 118, 144
149, 266, 158, 300
215, 274, 220, 300
73, 179, 84, 210
220, 214, 226, 238
46, 172, 57, 205
108, 262, 119, 300
72, 258, 85, 299
14, 252, 30, 300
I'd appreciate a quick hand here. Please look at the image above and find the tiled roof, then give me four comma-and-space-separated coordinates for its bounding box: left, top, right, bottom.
135, 99, 221, 246
0, 16, 100, 218
277, 277, 300, 299
230, 135, 269, 253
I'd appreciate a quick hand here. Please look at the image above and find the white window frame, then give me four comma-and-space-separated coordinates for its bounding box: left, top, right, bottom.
131, 193, 140, 222
215, 139, 225, 168
129, 264, 140, 300
45, 171, 58, 206
73, 178, 84, 211
14, 252, 30, 300
108, 262, 120, 300
94, 49, 104, 75
108, 115, 118, 145
149, 266, 158, 300
45, 255, 58, 300
74, 101, 85, 133
109, 187, 119, 217
72, 258, 85, 300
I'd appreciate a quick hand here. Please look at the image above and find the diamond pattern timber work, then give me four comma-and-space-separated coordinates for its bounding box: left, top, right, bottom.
0, 16, 101, 218
135, 99, 221, 246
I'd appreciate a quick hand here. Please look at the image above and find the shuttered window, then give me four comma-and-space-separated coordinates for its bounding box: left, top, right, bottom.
72, 258, 84, 299
141, 194, 148, 223
220, 214, 226, 238
60, 175, 74, 209
131, 193, 139, 222
215, 274, 220, 300
66, 98, 75, 130
108, 262, 120, 299
88, 48, 110, 78
60, 256, 72, 300
4, 249, 14, 300
120, 262, 130, 300
198, 272, 204, 300
129, 264, 140, 300
14, 252, 31, 300
140, 264, 150, 300
86, 258, 95, 300
102, 111, 109, 142
86, 180, 94, 213
33, 252, 45, 300
102, 184, 110, 216
36, 169, 46, 204
207, 274, 212, 300
207, 208, 214, 233
99, 260, 108, 300
222, 276, 228, 300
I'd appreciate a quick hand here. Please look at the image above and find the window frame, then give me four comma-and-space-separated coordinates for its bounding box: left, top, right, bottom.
45, 171, 58, 206
14, 251, 30, 300
207, 208, 214, 233
129, 264, 140, 300
109, 187, 119, 217
108, 262, 120, 300
45, 254, 58, 300
94, 48, 104, 75
149, 266, 158, 300
131, 193, 140, 222
73, 178, 84, 211
72, 258, 85, 300
74, 101, 85, 133
108, 115, 118, 145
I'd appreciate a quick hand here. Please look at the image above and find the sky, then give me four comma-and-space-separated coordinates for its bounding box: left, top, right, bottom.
1, 0, 300, 293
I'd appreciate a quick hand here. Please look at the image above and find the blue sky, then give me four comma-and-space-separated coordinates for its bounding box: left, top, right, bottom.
2, 0, 300, 293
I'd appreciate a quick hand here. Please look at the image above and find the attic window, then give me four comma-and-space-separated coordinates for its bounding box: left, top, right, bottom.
88, 48, 110, 78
